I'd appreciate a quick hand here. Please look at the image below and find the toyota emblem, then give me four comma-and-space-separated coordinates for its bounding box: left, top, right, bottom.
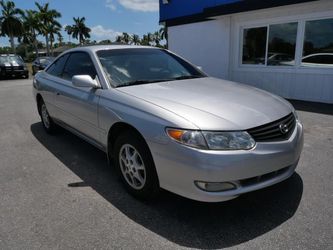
279, 124, 289, 134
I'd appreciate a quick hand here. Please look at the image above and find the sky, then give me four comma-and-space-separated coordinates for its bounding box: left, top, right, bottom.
0, 0, 160, 46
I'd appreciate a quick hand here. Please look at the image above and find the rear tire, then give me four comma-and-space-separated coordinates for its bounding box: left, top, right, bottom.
113, 131, 160, 200
39, 99, 57, 134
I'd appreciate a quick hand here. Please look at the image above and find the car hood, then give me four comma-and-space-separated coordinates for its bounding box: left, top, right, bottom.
117, 77, 293, 130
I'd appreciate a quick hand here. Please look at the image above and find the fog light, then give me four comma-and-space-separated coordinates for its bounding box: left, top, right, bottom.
195, 181, 236, 192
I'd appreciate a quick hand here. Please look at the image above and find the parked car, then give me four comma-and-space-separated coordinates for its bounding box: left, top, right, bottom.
281, 53, 333, 67
267, 53, 294, 65
301, 53, 333, 67
0, 54, 29, 79
32, 56, 55, 75
33, 46, 304, 202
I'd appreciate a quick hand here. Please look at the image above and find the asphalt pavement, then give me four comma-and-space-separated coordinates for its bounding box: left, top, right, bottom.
0, 79, 332, 249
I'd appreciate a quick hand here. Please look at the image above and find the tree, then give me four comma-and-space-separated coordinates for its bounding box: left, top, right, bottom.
45, 23, 61, 55
122, 32, 130, 44
115, 35, 122, 43
153, 31, 161, 47
131, 34, 140, 45
64, 25, 72, 42
0, 0, 24, 53
141, 33, 153, 46
65, 17, 91, 45
159, 25, 168, 48
141, 34, 149, 46
57, 33, 63, 46
21, 9, 39, 57
35, 2, 61, 56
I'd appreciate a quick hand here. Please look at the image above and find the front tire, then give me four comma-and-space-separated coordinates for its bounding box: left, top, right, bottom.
113, 131, 160, 200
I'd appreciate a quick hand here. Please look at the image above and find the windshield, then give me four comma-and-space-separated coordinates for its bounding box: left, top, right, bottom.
40, 57, 54, 65
96, 48, 206, 87
0, 55, 24, 64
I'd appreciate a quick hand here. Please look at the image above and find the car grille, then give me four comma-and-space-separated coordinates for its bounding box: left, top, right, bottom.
5, 66, 23, 70
247, 113, 296, 142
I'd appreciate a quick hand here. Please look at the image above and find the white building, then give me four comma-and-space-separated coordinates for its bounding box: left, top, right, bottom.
160, 0, 333, 103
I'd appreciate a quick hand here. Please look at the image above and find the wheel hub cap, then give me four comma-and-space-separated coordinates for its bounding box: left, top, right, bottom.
119, 144, 146, 190
41, 104, 50, 129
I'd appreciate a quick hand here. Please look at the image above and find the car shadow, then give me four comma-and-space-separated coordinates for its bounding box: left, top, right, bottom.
31, 122, 303, 249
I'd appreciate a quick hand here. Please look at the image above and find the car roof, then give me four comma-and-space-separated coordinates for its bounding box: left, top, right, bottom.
64, 45, 160, 54
303, 53, 333, 58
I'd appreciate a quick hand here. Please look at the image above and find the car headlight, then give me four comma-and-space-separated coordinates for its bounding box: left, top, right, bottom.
166, 128, 256, 150
202, 131, 255, 150
166, 128, 207, 149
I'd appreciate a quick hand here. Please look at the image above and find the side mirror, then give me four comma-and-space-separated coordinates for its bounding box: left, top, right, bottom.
72, 75, 99, 88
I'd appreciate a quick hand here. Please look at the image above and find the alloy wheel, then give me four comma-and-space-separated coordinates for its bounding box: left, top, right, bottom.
119, 144, 146, 190
41, 104, 50, 129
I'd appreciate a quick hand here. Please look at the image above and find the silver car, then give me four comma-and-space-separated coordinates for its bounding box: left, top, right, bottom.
33, 45, 304, 202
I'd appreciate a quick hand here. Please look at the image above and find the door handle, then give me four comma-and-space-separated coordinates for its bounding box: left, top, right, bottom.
56, 92, 60, 96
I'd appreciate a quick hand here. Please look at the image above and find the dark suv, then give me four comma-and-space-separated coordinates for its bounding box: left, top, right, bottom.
0, 54, 29, 79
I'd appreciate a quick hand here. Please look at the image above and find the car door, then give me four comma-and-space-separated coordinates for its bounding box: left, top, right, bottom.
40, 54, 70, 120
54, 52, 101, 142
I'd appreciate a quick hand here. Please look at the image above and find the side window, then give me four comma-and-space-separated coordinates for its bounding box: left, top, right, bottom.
46, 54, 69, 77
242, 27, 267, 65
302, 18, 333, 66
62, 52, 97, 81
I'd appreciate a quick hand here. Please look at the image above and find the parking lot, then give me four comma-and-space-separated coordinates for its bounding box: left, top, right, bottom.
0, 78, 332, 249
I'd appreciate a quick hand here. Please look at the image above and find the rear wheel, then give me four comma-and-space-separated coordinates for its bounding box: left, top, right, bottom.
39, 99, 57, 134
113, 131, 159, 200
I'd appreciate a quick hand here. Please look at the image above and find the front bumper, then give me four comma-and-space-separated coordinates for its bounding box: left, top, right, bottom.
1, 69, 28, 78
148, 121, 304, 202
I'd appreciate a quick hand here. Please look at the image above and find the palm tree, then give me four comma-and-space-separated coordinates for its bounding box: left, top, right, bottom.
147, 32, 153, 45
131, 34, 140, 45
0, 0, 24, 53
64, 25, 72, 42
153, 31, 161, 47
115, 35, 122, 43
121, 32, 130, 44
45, 23, 61, 55
66, 17, 91, 45
21, 9, 39, 57
159, 25, 168, 48
35, 2, 61, 56
141, 34, 149, 46
57, 33, 63, 46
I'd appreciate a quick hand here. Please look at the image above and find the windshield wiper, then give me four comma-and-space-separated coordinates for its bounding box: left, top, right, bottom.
171, 75, 204, 80
116, 79, 170, 87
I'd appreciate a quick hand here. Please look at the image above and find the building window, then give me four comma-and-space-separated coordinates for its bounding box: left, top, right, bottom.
267, 23, 298, 66
302, 18, 333, 67
242, 27, 267, 65
242, 22, 297, 66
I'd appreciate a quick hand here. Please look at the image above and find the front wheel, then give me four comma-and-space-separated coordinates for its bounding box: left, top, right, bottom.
113, 131, 160, 200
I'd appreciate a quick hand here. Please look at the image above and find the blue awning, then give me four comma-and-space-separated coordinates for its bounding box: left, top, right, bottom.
160, 0, 319, 26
